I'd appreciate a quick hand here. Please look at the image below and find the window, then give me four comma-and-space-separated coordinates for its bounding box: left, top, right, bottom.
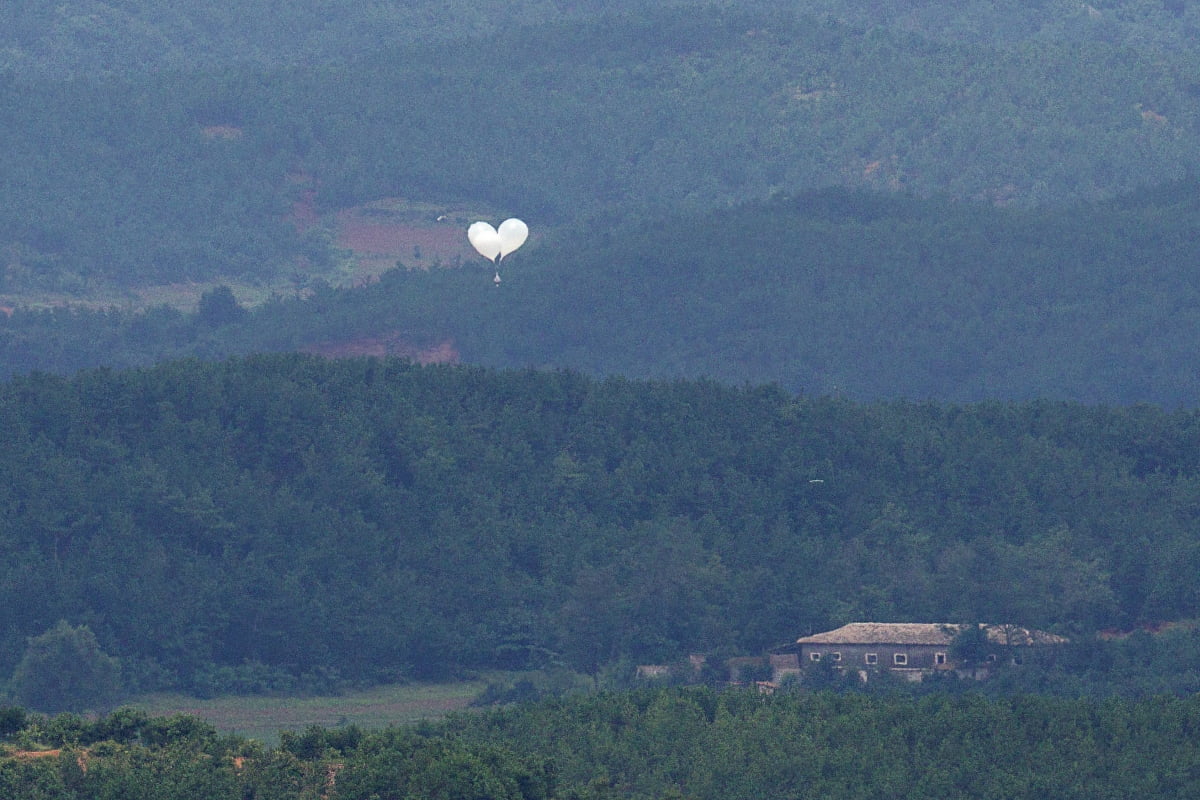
935, 652, 947, 665
810, 652, 821, 662
865, 653, 878, 665
986, 654, 998, 663
832, 652, 842, 662
893, 653, 908, 666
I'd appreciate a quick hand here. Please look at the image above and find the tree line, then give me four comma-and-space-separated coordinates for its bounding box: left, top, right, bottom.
6, 688, 1200, 798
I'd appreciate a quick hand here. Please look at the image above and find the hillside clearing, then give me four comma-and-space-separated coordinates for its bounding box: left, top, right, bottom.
128, 680, 485, 742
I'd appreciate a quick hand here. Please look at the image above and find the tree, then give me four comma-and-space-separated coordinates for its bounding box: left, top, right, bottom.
10, 621, 122, 713
0, 705, 26, 739
197, 285, 246, 328
950, 623, 991, 668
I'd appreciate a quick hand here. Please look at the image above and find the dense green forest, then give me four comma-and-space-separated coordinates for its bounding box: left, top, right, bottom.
5, 3, 1200, 411
3, 6, 1200, 291
5, 356, 1200, 703
6, 2, 1200, 763
4, 181, 1200, 405
4, 0, 1199, 78
803, 0, 1200, 51
0, 0, 699, 77
7, 689, 1200, 798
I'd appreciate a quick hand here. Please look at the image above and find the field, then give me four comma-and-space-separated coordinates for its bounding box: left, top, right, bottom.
128, 680, 486, 742
333, 198, 484, 275
0, 196, 504, 315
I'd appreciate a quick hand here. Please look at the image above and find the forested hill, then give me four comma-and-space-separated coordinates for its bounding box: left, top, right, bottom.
3, 6, 1200, 292
4, 355, 1200, 697
4, 0, 1198, 78
6, 182, 1200, 406
0, 0, 608, 77
451, 183, 1200, 405
799, 0, 1200, 52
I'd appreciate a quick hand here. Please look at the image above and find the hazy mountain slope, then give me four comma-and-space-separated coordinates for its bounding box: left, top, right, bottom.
4, 0, 1199, 78
464, 184, 1200, 405
798, 0, 1200, 52
4, 181, 1200, 407
0, 0, 635, 77
3, 8, 1198, 294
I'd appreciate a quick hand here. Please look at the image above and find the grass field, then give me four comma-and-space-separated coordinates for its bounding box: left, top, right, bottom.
128, 680, 486, 743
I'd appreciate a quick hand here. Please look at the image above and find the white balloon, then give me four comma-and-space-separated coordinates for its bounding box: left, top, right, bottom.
497, 218, 529, 259
468, 221, 502, 263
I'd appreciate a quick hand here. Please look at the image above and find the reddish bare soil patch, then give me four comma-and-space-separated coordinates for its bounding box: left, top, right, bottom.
9, 749, 89, 772
11, 749, 63, 760
286, 194, 484, 283
291, 188, 320, 232
286, 172, 320, 233
293, 195, 507, 286
336, 210, 473, 272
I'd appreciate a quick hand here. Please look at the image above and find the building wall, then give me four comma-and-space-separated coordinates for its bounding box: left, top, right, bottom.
769, 653, 801, 684
799, 643, 952, 671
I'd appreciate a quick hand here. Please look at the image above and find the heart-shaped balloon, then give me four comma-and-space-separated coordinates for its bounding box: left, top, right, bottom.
468, 218, 527, 263
467, 221, 502, 263
497, 218, 528, 258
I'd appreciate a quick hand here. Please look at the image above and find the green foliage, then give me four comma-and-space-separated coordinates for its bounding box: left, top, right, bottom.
6, 180, 1200, 407
949, 624, 991, 667
3, 1, 1199, 80
439, 689, 1200, 799
7, 687, 1200, 798
2, 6, 1200, 292
9, 622, 122, 714
0, 705, 26, 739
197, 286, 246, 329
0, 355, 1199, 695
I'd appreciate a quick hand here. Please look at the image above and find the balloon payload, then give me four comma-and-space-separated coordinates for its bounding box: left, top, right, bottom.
468, 218, 528, 284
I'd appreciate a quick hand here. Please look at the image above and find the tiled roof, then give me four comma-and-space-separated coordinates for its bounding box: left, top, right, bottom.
796, 622, 1067, 646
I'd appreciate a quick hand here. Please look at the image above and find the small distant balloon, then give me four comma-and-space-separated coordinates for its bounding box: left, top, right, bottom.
469, 218, 528, 284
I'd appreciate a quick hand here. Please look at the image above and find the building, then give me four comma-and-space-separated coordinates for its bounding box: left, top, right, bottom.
784, 622, 1067, 681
